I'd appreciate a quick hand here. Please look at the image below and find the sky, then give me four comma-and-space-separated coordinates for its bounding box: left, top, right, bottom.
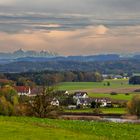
0, 0, 140, 55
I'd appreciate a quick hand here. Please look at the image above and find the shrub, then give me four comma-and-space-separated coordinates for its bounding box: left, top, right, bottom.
110, 92, 118, 95
134, 89, 140, 92
91, 101, 96, 108
0, 96, 14, 116
107, 82, 110, 86
127, 95, 140, 116
93, 108, 103, 115
125, 93, 130, 95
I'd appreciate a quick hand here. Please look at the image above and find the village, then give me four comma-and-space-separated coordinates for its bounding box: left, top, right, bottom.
0, 78, 124, 112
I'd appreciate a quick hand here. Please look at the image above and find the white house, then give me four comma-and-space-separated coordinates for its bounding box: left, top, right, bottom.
76, 98, 90, 107
76, 98, 112, 108
51, 98, 59, 106
95, 98, 111, 107
73, 92, 88, 100
113, 75, 123, 79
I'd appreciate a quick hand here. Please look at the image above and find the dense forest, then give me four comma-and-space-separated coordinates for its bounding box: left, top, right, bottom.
0, 59, 140, 74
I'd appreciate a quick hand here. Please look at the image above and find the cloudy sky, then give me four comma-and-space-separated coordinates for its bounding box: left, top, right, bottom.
0, 0, 140, 55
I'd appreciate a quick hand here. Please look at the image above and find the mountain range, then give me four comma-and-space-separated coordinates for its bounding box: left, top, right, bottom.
0, 49, 58, 59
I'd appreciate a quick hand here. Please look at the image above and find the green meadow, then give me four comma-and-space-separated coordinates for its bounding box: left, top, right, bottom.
88, 93, 135, 100
0, 116, 140, 140
57, 79, 133, 91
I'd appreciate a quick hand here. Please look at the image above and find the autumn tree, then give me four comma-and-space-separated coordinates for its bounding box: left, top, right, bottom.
17, 77, 36, 88
0, 85, 19, 116
127, 95, 140, 116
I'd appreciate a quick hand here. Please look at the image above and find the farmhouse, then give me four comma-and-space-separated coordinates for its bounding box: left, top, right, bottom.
113, 75, 123, 79
14, 86, 31, 96
76, 98, 91, 107
77, 97, 112, 107
51, 98, 60, 106
73, 92, 88, 100
94, 98, 112, 107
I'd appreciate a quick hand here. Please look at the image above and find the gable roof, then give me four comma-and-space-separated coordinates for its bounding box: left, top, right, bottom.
78, 97, 111, 104
90, 97, 112, 103
74, 92, 88, 96
14, 86, 30, 93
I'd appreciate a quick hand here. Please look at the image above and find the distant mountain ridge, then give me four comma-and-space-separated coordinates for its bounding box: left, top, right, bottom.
1, 51, 140, 73
0, 54, 121, 65
0, 52, 140, 65
0, 49, 58, 59
0, 58, 140, 73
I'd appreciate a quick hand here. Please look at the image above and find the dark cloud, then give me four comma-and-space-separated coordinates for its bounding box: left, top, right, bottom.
0, 0, 140, 55
0, 12, 140, 33
1, 0, 140, 15
0, 0, 140, 33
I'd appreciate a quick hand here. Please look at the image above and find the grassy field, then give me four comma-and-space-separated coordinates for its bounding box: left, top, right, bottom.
57, 79, 140, 101
88, 93, 135, 100
57, 79, 135, 91
65, 108, 126, 114
0, 116, 140, 140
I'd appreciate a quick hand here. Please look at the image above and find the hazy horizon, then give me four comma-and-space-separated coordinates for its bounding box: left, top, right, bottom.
0, 0, 140, 55
1, 48, 140, 57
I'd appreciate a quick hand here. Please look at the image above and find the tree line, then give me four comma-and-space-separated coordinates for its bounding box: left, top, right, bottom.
3, 71, 103, 86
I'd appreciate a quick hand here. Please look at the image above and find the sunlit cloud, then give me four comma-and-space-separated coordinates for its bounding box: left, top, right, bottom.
0, 25, 140, 55
34, 24, 61, 28
0, 0, 140, 55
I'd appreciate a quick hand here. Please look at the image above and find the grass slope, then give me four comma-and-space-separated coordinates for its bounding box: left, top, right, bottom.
0, 116, 140, 140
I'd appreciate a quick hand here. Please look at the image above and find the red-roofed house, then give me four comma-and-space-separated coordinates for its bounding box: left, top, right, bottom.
14, 86, 31, 96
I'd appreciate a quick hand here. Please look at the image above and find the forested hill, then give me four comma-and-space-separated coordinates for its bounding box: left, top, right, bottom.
0, 58, 140, 74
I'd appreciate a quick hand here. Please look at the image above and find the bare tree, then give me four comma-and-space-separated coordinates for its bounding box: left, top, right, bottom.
29, 86, 61, 118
